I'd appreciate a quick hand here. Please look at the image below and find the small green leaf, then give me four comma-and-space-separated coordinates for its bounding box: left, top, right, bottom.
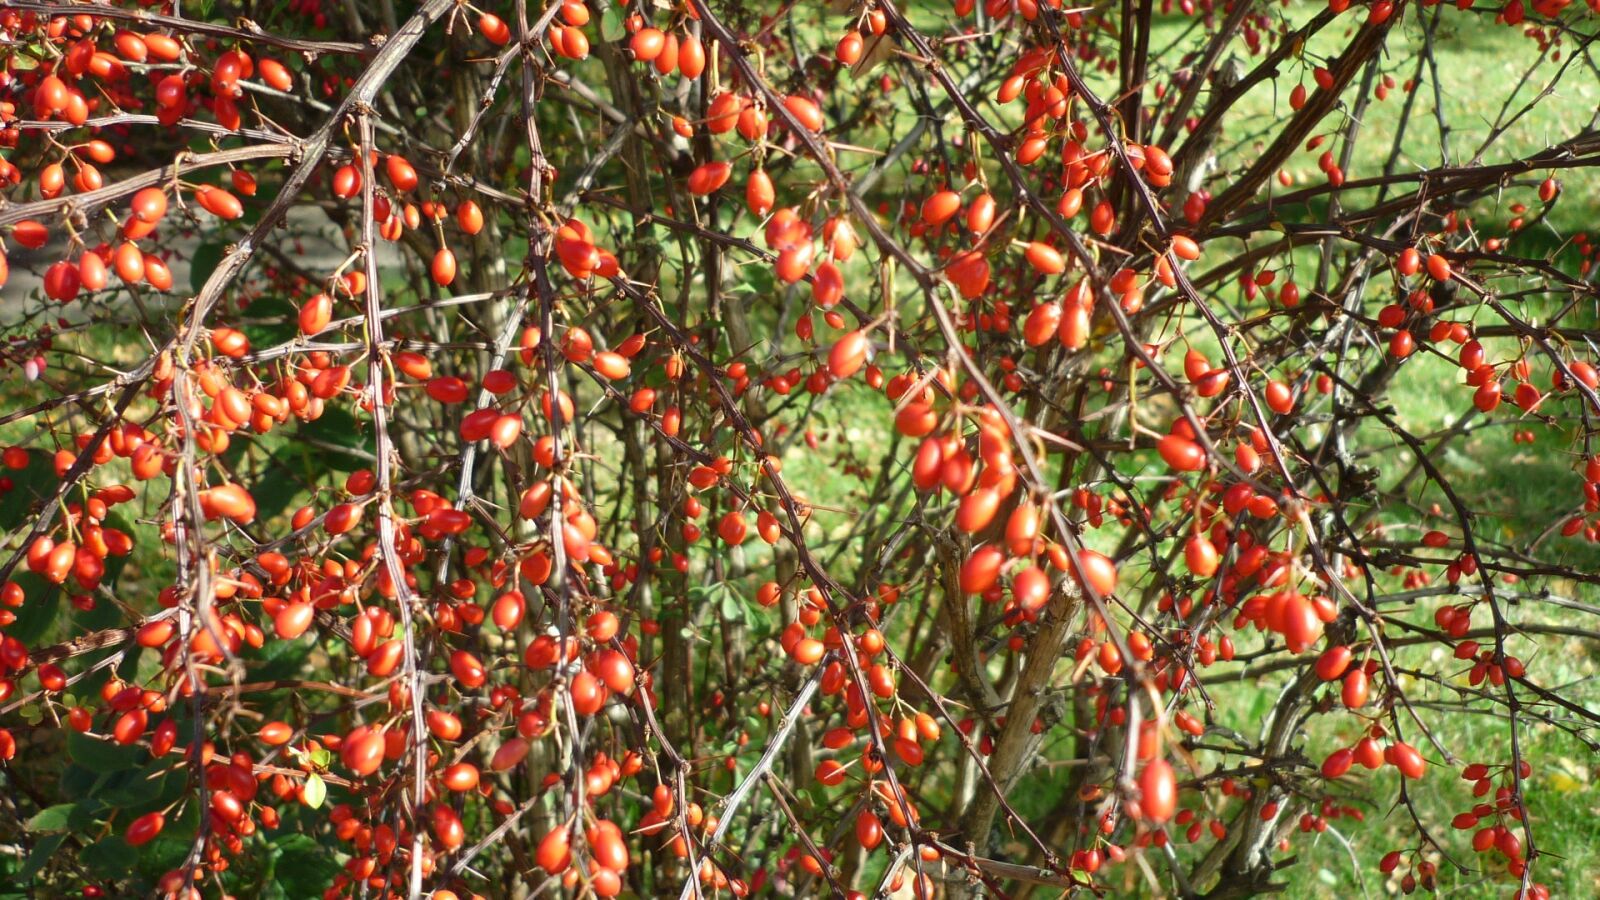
238, 296, 299, 347
249, 453, 307, 523
98, 764, 168, 807
0, 448, 56, 530
190, 241, 226, 294
68, 799, 107, 830
20, 833, 65, 880
251, 623, 313, 680
67, 730, 143, 773
80, 835, 136, 881
271, 833, 344, 897
295, 404, 372, 471
6, 573, 63, 647
301, 773, 326, 809
720, 588, 747, 625
62, 765, 106, 799
25, 804, 75, 833
131, 803, 200, 879
599, 5, 626, 41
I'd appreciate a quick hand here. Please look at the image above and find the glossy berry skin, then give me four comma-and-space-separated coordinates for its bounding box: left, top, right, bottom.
1139, 759, 1178, 823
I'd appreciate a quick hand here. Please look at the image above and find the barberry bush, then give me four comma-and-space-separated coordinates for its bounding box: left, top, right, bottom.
1, 0, 1599, 897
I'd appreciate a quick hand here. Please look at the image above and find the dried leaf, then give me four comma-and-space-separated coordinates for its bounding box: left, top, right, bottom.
852, 29, 895, 78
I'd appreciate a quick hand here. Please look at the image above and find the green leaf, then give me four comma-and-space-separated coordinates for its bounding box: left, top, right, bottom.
61, 764, 106, 799
20, 833, 65, 881
69, 799, 108, 829
25, 804, 76, 833
248, 452, 308, 524
132, 803, 200, 879
190, 241, 225, 294
238, 296, 299, 348
67, 730, 144, 773
687, 582, 727, 604
690, 581, 755, 626
30, 797, 109, 837
79, 836, 136, 881
599, 4, 626, 41
720, 586, 748, 625
4, 575, 62, 648
97, 762, 170, 808
294, 404, 372, 471
0, 448, 56, 530
250, 625, 312, 681
301, 773, 326, 809
271, 833, 344, 898
115, 643, 146, 682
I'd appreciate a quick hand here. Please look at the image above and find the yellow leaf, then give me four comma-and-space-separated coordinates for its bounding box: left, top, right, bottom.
1547, 771, 1583, 793
852, 30, 895, 78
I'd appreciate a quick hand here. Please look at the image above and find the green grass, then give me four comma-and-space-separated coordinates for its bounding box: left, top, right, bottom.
1142, 13, 1598, 897
774, 7, 1600, 897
